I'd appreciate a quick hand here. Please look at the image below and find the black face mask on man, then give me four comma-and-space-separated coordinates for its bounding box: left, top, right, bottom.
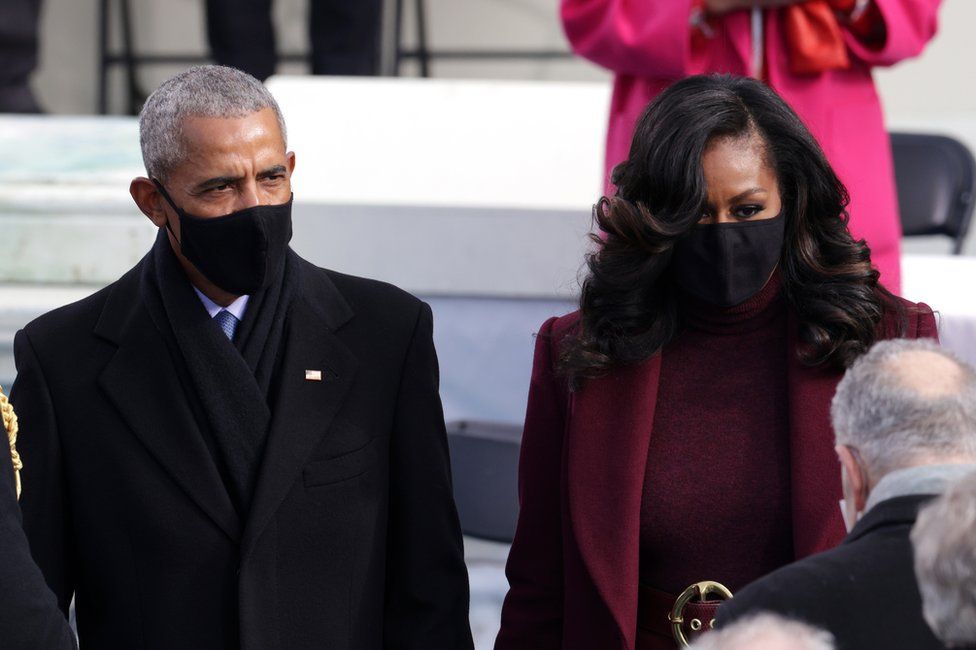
152, 180, 293, 296
670, 213, 786, 307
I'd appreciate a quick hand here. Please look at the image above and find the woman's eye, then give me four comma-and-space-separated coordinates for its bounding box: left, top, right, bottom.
735, 205, 764, 218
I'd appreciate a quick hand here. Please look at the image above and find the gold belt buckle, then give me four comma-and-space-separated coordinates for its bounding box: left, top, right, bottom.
667, 580, 733, 647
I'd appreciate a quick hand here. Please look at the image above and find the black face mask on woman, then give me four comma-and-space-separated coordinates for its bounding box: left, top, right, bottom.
152, 180, 293, 296
671, 213, 786, 308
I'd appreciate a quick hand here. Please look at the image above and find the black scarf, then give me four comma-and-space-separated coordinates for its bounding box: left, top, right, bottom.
141, 230, 297, 514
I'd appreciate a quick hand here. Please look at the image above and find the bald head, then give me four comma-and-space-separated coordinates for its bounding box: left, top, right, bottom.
887, 349, 968, 399
832, 339, 976, 476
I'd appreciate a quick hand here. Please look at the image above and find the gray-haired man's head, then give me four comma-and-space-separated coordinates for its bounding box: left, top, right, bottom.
912, 471, 976, 648
139, 64, 287, 182
832, 338, 976, 475
129, 65, 296, 304
688, 613, 835, 650
831, 338, 976, 528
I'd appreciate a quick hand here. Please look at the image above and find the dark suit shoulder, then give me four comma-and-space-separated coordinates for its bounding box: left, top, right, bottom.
721, 495, 934, 626
718, 550, 847, 626
308, 266, 427, 344
717, 516, 941, 650
322, 268, 421, 316
21, 262, 141, 349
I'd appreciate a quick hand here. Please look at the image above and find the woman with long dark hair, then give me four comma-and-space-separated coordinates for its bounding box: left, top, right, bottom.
494, 75, 937, 650
560, 0, 943, 293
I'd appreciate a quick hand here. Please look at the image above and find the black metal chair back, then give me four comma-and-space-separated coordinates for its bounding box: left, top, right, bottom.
890, 132, 976, 254
446, 420, 521, 543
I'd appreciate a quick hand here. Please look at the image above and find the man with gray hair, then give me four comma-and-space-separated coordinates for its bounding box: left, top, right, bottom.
717, 338, 976, 650
912, 470, 976, 647
13, 65, 473, 649
690, 613, 835, 650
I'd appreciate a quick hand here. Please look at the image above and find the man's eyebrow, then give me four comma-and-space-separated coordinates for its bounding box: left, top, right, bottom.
193, 175, 244, 192
729, 187, 768, 203
257, 165, 287, 177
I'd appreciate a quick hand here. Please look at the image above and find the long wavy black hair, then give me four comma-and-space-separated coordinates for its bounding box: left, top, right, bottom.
560, 74, 903, 386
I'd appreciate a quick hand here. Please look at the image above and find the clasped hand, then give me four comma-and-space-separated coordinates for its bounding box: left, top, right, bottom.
704, 0, 805, 15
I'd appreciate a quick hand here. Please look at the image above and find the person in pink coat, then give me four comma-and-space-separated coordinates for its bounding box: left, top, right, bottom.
561, 0, 942, 292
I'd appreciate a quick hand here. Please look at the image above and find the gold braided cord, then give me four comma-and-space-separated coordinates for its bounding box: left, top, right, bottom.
1, 386, 21, 500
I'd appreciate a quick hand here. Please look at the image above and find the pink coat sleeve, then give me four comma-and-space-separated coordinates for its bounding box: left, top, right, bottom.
495, 317, 567, 650
560, 0, 698, 79
844, 0, 942, 67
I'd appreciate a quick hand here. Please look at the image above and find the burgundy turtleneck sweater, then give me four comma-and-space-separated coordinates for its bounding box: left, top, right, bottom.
639, 273, 794, 594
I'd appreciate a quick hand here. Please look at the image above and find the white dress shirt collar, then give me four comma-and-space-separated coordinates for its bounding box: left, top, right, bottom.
192, 286, 250, 322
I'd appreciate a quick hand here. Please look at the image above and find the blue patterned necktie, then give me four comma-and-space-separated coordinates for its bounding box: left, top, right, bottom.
214, 309, 239, 342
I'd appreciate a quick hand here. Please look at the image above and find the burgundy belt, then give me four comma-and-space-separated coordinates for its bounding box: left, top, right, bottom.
637, 582, 731, 649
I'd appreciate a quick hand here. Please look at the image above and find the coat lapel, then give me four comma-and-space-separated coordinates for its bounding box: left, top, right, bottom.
786, 314, 846, 559
240, 265, 358, 559
566, 354, 661, 650
97, 297, 242, 542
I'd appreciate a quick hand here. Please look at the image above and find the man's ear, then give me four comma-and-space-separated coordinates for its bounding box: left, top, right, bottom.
130, 177, 169, 227
836, 444, 869, 513
285, 151, 296, 178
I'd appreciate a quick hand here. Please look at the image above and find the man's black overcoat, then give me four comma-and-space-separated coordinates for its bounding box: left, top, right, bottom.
13, 251, 473, 650
716, 494, 946, 650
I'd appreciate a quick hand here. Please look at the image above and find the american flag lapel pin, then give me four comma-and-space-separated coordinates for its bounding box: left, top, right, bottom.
305, 369, 323, 382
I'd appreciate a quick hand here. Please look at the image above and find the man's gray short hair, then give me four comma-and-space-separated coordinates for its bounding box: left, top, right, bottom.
912, 471, 976, 647
688, 613, 835, 650
139, 65, 287, 181
831, 339, 976, 476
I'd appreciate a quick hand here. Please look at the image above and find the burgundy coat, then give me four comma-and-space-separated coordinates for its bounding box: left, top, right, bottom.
495, 300, 937, 650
